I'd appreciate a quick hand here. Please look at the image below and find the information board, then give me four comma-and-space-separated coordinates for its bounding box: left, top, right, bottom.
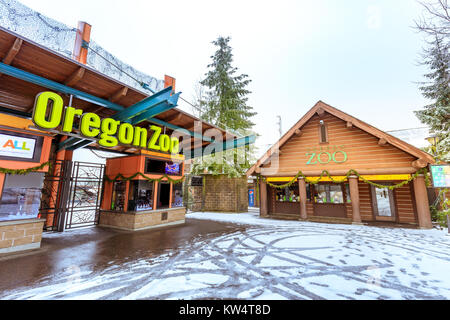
430, 165, 450, 188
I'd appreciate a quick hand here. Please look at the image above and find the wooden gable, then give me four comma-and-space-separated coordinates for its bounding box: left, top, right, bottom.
251, 101, 434, 177
265, 112, 416, 175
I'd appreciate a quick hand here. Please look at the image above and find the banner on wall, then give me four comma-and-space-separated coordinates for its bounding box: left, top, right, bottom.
0, 130, 42, 162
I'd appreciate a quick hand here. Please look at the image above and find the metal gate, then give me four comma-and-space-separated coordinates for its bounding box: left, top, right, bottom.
39, 160, 105, 231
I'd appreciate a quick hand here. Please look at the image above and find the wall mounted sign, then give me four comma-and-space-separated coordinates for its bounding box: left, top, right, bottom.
0, 130, 43, 162
306, 145, 347, 165
430, 165, 450, 188
32, 91, 180, 154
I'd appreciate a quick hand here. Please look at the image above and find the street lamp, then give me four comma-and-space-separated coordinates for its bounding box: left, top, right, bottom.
425, 134, 439, 158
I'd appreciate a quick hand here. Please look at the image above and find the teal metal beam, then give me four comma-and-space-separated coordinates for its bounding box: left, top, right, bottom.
0, 62, 125, 111
146, 117, 214, 143
185, 135, 256, 159
0, 62, 216, 150
130, 93, 180, 125
114, 86, 174, 122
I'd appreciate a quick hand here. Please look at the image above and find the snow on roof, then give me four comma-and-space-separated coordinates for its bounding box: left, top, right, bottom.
0, 0, 164, 94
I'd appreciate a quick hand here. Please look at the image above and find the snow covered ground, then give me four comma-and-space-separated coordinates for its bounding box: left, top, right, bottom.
1, 211, 449, 300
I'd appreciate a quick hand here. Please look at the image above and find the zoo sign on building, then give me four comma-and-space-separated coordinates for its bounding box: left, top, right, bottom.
247, 101, 435, 229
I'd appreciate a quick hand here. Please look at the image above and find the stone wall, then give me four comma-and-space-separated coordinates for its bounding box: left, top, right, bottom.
0, 219, 45, 254
99, 207, 186, 231
190, 175, 248, 212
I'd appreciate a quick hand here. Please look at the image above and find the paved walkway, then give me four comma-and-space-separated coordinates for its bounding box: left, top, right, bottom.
0, 211, 449, 300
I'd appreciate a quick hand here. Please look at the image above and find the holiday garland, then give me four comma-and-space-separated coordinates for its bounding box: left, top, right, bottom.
0, 161, 52, 175
258, 168, 430, 190
104, 172, 185, 184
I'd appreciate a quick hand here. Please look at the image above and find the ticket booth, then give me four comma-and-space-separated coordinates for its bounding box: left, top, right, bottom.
100, 152, 186, 231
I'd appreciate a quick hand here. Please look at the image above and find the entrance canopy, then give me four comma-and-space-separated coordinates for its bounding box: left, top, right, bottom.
0, 26, 254, 158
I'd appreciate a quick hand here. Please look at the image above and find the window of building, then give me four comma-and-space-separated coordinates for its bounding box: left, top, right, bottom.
127, 180, 154, 212
319, 120, 328, 144
0, 173, 45, 222
158, 182, 170, 209
275, 182, 300, 203
172, 183, 183, 207
345, 184, 352, 203
145, 158, 182, 176
111, 181, 126, 211
314, 184, 344, 204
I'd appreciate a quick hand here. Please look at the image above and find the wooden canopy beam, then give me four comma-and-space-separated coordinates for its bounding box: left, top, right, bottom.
378, 138, 388, 146
164, 113, 183, 123
317, 108, 325, 117
347, 121, 353, 129
3, 38, 23, 65
412, 158, 428, 169
109, 86, 128, 103
64, 67, 85, 87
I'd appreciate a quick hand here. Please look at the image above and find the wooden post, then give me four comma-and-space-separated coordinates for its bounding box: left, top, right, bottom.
164, 75, 176, 94
413, 174, 433, 229
153, 181, 158, 210
349, 176, 362, 224
123, 181, 130, 212
298, 178, 308, 219
260, 178, 268, 217
73, 21, 92, 64
169, 182, 173, 208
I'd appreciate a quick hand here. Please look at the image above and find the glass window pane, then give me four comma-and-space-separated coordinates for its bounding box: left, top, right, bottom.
275, 183, 299, 203
315, 185, 328, 203
172, 183, 183, 207
0, 173, 45, 222
314, 184, 344, 204
111, 181, 126, 211
129, 180, 154, 211
329, 185, 344, 204
375, 187, 392, 216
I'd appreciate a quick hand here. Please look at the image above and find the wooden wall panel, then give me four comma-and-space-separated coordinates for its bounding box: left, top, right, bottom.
306, 203, 314, 217
359, 182, 374, 221
267, 113, 417, 175
395, 183, 418, 224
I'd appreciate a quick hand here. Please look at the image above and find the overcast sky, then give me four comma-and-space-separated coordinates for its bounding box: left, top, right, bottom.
19, 0, 431, 156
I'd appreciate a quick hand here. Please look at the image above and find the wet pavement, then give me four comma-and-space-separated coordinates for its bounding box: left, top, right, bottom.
0, 212, 449, 300
0, 218, 247, 294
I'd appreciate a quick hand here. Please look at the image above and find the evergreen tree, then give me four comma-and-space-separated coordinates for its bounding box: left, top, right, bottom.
199, 36, 256, 131
191, 36, 258, 177
414, 34, 450, 162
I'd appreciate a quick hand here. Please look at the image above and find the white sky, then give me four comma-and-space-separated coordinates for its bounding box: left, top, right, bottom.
18, 0, 432, 157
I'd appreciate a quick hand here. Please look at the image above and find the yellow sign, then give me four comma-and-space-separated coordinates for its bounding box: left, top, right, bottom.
31, 92, 180, 154
267, 174, 411, 183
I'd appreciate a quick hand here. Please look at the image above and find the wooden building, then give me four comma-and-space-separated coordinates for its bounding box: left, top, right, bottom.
247, 101, 435, 229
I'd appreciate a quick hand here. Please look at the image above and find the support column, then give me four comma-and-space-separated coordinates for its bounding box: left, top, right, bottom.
260, 177, 268, 217
413, 174, 433, 229
298, 178, 308, 220
349, 176, 362, 224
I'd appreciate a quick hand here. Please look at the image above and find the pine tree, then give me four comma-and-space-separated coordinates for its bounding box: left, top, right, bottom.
191, 36, 258, 177
414, 34, 450, 161
199, 36, 256, 131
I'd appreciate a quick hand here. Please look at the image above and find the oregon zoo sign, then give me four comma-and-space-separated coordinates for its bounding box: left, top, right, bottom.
32, 92, 180, 154
306, 145, 348, 165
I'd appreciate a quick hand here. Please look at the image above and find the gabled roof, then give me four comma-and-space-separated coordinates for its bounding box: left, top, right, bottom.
247, 101, 435, 176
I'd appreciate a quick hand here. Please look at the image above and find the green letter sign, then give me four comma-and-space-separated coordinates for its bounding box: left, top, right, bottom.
31, 91, 181, 154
